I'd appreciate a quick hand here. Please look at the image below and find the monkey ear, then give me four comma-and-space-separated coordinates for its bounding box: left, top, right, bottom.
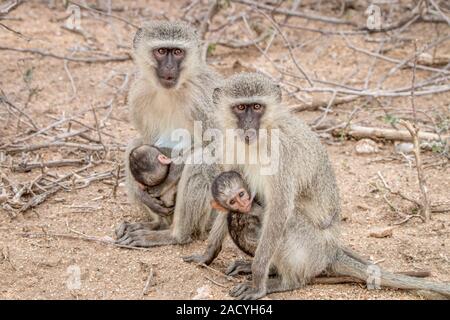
212, 87, 222, 104
211, 200, 228, 212
133, 28, 144, 50
157, 154, 172, 165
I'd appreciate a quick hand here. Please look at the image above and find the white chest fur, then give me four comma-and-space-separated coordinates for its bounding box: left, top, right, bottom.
243, 164, 268, 202
133, 87, 193, 146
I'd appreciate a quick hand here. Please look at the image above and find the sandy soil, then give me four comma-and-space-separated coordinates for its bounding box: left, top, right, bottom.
0, 0, 449, 300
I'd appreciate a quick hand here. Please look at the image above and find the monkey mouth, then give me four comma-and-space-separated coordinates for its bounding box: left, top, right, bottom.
159, 77, 178, 89
241, 202, 252, 213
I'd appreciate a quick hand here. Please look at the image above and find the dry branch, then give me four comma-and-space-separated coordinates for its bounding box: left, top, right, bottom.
0, 0, 22, 15
68, 1, 139, 29
12, 159, 87, 172
21, 232, 151, 251
293, 95, 359, 112
2, 141, 125, 155
215, 30, 272, 49
319, 123, 447, 143
0, 46, 131, 63
199, 0, 223, 40
399, 120, 431, 221
231, 0, 356, 26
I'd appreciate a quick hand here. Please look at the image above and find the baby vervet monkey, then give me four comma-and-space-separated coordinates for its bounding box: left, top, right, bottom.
129, 145, 184, 215
210, 171, 262, 257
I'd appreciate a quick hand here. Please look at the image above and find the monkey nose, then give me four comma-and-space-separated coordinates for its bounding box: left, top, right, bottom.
244, 130, 257, 143
236, 198, 251, 212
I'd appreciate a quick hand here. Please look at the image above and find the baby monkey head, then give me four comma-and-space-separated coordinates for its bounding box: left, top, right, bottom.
129, 145, 172, 188
213, 72, 283, 144
133, 20, 200, 89
211, 171, 254, 214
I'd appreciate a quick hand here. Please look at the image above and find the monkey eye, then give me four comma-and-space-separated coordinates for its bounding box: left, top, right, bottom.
236, 104, 246, 111
229, 199, 236, 205
253, 104, 262, 110
173, 48, 184, 56
157, 48, 167, 55
239, 191, 245, 198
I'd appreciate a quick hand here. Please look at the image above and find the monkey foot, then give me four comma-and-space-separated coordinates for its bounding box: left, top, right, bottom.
229, 282, 267, 300
182, 254, 212, 265
115, 227, 175, 247
115, 221, 161, 239
226, 260, 252, 276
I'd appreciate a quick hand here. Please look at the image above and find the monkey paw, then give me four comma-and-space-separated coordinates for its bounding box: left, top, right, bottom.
182, 254, 211, 265
229, 283, 266, 300
226, 260, 252, 276
115, 221, 160, 239
115, 228, 156, 247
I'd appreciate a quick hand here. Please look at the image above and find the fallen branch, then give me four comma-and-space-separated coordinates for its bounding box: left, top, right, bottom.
12, 159, 87, 172
320, 123, 447, 142
21, 231, 151, 251
2, 141, 125, 154
0, 46, 131, 63
0, 0, 22, 15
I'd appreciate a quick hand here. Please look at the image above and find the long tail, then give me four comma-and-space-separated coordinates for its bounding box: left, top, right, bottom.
331, 248, 450, 299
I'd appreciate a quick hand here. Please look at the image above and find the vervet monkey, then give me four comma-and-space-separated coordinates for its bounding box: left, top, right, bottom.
210, 171, 262, 258
185, 72, 450, 299
129, 145, 183, 211
116, 20, 222, 244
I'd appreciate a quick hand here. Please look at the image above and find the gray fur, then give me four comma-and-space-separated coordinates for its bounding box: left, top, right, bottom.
134, 20, 199, 48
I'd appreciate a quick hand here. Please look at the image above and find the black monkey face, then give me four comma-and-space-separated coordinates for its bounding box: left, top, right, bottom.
152, 47, 185, 89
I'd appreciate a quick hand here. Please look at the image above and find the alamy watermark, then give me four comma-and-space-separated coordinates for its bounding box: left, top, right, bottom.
160, 121, 281, 176
366, 264, 381, 290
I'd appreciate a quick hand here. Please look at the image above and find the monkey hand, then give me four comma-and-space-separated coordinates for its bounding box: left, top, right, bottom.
182, 253, 213, 265
226, 260, 252, 276
229, 282, 267, 300
139, 189, 174, 217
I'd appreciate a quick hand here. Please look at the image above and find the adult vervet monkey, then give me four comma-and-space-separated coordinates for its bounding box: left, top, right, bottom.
185, 72, 450, 300
116, 21, 222, 245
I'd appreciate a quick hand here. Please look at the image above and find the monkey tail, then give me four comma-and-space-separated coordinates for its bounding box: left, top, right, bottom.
331, 248, 450, 299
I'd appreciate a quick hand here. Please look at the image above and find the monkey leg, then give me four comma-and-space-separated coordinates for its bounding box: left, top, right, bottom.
183, 212, 228, 265
171, 163, 218, 243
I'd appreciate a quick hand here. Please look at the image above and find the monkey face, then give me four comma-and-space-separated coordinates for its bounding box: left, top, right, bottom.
152, 47, 185, 89
232, 103, 266, 144
211, 171, 254, 214
226, 188, 253, 214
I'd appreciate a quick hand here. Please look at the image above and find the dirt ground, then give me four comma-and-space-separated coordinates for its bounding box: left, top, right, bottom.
0, 1, 449, 300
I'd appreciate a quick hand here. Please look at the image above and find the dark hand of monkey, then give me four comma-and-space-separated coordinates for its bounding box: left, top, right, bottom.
182, 254, 214, 266
229, 282, 267, 300
138, 188, 174, 216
